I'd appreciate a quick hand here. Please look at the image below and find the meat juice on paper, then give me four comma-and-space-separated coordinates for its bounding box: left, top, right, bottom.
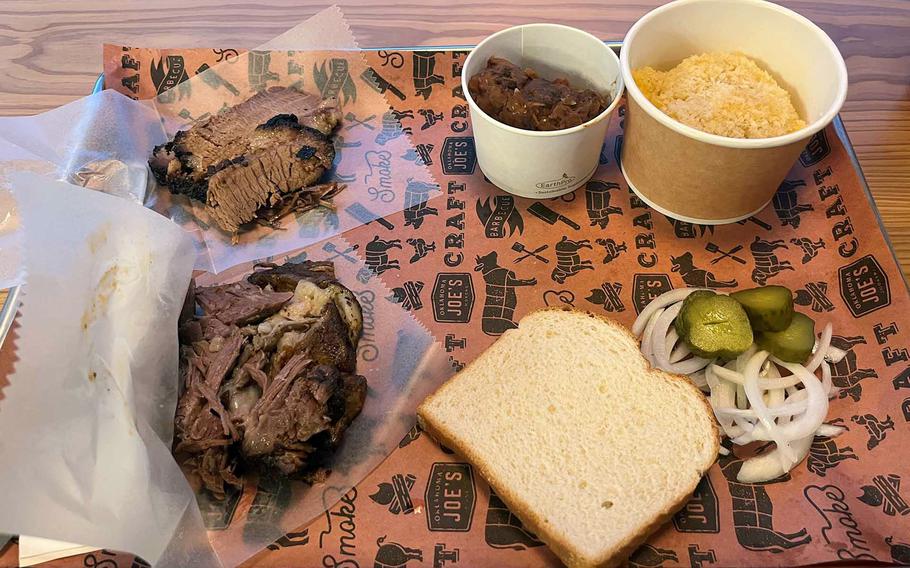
96, 45, 910, 568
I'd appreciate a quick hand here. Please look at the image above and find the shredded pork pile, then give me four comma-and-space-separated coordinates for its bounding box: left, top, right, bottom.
174, 260, 366, 498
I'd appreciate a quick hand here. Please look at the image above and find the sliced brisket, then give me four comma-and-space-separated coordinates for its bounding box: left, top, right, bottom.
149, 87, 342, 233
205, 121, 336, 233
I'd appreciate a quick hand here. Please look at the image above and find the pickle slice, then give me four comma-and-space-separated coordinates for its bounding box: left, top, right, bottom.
756, 312, 816, 363
675, 291, 753, 360
731, 285, 794, 332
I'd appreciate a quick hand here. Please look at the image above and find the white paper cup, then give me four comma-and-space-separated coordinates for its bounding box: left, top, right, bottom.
463, 24, 623, 198
619, 0, 848, 224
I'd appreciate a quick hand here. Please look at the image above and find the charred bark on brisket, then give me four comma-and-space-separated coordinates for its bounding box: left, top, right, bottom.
149, 88, 343, 235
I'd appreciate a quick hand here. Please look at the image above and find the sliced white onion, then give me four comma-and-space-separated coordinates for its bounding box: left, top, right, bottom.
820, 360, 833, 398
707, 366, 745, 438
650, 303, 681, 368
665, 327, 679, 359
742, 350, 776, 434
734, 344, 758, 373
735, 361, 828, 443
670, 337, 691, 364
735, 384, 748, 409
741, 350, 797, 464
737, 435, 813, 483
640, 306, 664, 366
805, 323, 833, 373
651, 303, 711, 374
711, 364, 804, 389
816, 423, 846, 438
826, 345, 847, 364
632, 288, 707, 336
714, 398, 808, 419
688, 369, 709, 389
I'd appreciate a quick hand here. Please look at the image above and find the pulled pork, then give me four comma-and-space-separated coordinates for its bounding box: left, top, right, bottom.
174, 260, 365, 498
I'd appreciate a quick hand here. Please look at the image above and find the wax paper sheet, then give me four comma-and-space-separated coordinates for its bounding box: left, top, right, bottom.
0, 92, 166, 289
0, 173, 207, 566
65, 45, 910, 568
127, 6, 433, 274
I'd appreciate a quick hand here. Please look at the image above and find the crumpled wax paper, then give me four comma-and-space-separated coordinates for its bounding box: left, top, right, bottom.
0, 172, 213, 566
0, 92, 166, 289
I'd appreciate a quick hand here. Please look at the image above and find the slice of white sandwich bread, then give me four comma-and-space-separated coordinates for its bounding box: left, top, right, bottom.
417, 308, 719, 568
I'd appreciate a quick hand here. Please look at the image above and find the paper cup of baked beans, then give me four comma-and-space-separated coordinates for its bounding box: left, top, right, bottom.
620, 0, 848, 224
463, 24, 623, 199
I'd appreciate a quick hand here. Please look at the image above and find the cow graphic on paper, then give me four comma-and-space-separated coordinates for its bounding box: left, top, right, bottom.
750, 237, 794, 286
773, 179, 813, 228
551, 236, 594, 284
585, 180, 623, 228
671, 252, 737, 288
475, 251, 536, 336
807, 434, 858, 476
830, 335, 878, 402
403, 179, 439, 230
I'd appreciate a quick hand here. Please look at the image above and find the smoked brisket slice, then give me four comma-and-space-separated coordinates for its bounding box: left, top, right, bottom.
205, 119, 335, 233
148, 87, 341, 232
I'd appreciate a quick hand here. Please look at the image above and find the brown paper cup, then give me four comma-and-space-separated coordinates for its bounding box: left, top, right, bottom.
619, 0, 848, 224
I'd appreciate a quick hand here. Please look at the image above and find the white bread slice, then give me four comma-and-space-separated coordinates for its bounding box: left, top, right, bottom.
418, 308, 719, 568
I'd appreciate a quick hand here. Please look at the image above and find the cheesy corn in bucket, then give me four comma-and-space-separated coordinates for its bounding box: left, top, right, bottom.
619, 0, 847, 224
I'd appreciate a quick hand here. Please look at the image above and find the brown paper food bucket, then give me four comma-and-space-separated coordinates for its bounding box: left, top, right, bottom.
619, 0, 848, 224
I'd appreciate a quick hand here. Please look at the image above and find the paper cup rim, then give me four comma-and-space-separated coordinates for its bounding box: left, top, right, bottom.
462, 23, 625, 138
620, 0, 848, 149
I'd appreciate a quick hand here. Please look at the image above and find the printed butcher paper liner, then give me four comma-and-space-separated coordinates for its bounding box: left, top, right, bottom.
0, 16, 908, 568
94, 42, 910, 568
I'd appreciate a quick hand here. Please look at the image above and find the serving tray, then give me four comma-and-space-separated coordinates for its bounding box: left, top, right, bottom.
5, 42, 910, 568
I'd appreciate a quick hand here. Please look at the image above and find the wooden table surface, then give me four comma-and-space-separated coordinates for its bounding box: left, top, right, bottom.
0, 0, 907, 288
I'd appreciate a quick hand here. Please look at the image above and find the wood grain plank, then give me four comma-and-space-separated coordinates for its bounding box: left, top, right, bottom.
0, 0, 907, 277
